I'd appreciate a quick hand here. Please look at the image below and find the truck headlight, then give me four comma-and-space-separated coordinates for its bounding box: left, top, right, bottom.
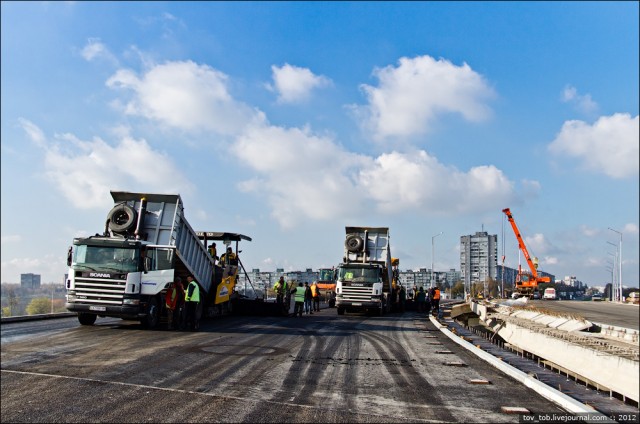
66, 294, 76, 302
123, 298, 140, 305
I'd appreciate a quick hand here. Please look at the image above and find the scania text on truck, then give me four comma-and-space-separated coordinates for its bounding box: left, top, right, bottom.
65, 191, 251, 328
335, 227, 393, 316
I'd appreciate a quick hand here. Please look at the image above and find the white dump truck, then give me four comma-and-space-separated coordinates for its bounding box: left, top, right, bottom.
335, 227, 393, 315
65, 191, 249, 328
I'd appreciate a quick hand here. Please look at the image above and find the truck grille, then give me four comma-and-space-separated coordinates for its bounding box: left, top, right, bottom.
73, 276, 126, 305
342, 286, 372, 301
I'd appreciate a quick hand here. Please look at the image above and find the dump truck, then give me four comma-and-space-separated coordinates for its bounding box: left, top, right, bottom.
335, 227, 393, 315
65, 191, 249, 328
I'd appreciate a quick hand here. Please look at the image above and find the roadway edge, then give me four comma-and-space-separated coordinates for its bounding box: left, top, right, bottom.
428, 314, 615, 420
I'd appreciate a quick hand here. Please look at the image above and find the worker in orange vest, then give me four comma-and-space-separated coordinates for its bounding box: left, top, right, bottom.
431, 286, 441, 316
165, 277, 184, 330
310, 281, 320, 312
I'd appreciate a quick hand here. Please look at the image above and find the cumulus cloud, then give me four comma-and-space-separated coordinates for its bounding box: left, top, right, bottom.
267, 63, 332, 104
232, 123, 518, 228
352, 55, 495, 141
548, 113, 639, 179
18, 119, 193, 209
358, 151, 515, 214
81, 38, 119, 66
624, 223, 639, 234
232, 124, 368, 228
106, 60, 260, 135
524, 233, 551, 257
561, 85, 598, 115
1, 235, 21, 244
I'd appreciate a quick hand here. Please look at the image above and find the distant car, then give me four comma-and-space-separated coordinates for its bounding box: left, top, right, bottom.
626, 292, 639, 304
591, 294, 603, 301
532, 292, 540, 300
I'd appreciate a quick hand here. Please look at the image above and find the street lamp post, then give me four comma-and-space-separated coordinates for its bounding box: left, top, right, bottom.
607, 242, 618, 301
431, 232, 443, 289
608, 228, 623, 303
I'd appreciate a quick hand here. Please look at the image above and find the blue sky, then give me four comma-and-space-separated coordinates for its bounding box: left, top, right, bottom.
1, 2, 638, 288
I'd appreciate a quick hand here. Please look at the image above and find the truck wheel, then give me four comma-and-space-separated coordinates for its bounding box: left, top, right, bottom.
141, 297, 159, 329
345, 235, 364, 253
107, 204, 138, 234
337, 307, 345, 315
78, 313, 97, 325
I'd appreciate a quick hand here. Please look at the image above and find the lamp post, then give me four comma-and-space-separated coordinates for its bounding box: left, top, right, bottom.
608, 228, 623, 303
431, 232, 443, 289
607, 243, 618, 301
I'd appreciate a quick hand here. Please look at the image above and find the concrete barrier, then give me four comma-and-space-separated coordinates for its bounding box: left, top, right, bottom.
429, 315, 614, 419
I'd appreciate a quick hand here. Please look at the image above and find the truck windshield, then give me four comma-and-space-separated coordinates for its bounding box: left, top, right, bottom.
338, 267, 379, 283
73, 245, 140, 273
319, 269, 334, 282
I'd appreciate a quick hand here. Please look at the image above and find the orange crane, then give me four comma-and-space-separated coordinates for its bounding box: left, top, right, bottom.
502, 208, 551, 298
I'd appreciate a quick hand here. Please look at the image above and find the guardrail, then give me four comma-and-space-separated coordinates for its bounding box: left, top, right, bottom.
1, 312, 76, 323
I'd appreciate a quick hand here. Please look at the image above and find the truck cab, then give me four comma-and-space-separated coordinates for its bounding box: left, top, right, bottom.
335, 227, 392, 316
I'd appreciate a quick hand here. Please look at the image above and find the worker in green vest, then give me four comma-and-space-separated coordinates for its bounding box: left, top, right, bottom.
292, 282, 305, 317
184, 275, 200, 331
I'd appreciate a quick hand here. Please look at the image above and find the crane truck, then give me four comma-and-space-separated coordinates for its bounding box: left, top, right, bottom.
502, 208, 551, 298
335, 227, 393, 315
65, 191, 251, 329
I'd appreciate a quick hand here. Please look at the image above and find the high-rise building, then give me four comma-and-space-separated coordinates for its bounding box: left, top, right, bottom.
460, 231, 498, 294
20, 273, 41, 289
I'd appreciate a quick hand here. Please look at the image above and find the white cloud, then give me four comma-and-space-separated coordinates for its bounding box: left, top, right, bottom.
1, 254, 64, 285
524, 233, 550, 256
17, 118, 46, 148
561, 85, 598, 114
232, 123, 518, 228
580, 225, 599, 237
18, 120, 194, 209
267, 63, 332, 104
232, 124, 367, 228
352, 55, 495, 141
358, 151, 515, 214
624, 223, 639, 235
548, 113, 639, 179
81, 38, 119, 66
106, 61, 260, 135
1, 235, 22, 244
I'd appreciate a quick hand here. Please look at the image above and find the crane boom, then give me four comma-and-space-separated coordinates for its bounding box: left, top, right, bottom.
502, 208, 539, 278
502, 208, 551, 297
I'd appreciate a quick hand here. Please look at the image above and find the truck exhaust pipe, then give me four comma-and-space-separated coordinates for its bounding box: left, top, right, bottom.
134, 197, 147, 240
362, 229, 368, 263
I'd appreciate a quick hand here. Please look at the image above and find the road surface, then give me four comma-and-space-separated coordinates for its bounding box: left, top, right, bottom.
1, 310, 568, 423
528, 300, 639, 330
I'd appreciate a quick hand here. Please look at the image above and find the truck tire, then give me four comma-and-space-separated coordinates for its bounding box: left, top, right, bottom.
345, 235, 364, 253
140, 297, 159, 329
337, 307, 345, 315
107, 204, 138, 234
78, 313, 97, 326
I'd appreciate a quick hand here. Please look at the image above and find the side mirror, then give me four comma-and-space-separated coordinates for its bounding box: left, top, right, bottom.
67, 246, 73, 267
143, 256, 151, 273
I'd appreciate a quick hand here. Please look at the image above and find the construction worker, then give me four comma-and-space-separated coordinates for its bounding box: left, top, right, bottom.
220, 247, 238, 278
274, 276, 285, 312
431, 286, 441, 316
311, 281, 320, 312
208, 243, 218, 264
165, 276, 184, 330
292, 282, 305, 317
183, 275, 200, 331
304, 282, 313, 314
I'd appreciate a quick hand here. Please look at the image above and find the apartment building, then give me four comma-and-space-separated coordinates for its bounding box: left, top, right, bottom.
460, 231, 498, 293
